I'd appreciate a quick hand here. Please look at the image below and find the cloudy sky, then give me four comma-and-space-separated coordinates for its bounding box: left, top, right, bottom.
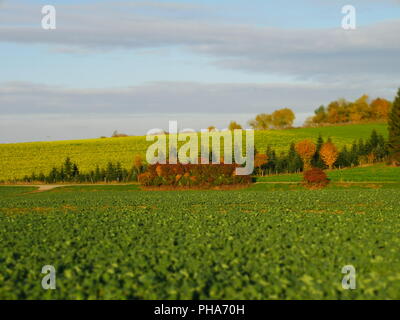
0, 0, 399, 142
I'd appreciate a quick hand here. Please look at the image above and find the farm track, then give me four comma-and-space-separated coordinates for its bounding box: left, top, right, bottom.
0, 183, 139, 193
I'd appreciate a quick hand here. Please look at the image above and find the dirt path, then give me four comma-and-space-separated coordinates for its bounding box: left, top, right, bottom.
33, 185, 64, 192
1, 183, 138, 193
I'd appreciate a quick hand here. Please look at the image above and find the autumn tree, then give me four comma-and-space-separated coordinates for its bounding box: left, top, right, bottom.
371, 98, 392, 120
248, 113, 272, 130
132, 155, 145, 182
248, 108, 295, 130
254, 153, 269, 176
325, 101, 339, 124
133, 154, 143, 169
327, 99, 351, 123
388, 88, 400, 165
305, 94, 394, 126
349, 95, 370, 122
311, 106, 327, 124
319, 141, 339, 169
295, 139, 316, 170
228, 121, 242, 131
207, 126, 216, 132
271, 108, 295, 129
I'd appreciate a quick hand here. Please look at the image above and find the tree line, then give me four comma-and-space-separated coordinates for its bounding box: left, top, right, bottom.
19, 88, 400, 182
254, 129, 389, 176
221, 108, 296, 132
20, 128, 392, 183
221, 92, 396, 131
22, 156, 146, 183
305, 95, 392, 127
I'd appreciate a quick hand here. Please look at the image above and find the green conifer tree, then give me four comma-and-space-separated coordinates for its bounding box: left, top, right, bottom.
313, 134, 325, 168
388, 88, 400, 165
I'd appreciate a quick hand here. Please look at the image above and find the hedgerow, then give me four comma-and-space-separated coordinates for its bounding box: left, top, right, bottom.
138, 162, 251, 187
20, 157, 146, 184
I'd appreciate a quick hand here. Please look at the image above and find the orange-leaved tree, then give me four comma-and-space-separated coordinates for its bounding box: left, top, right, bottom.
295, 139, 316, 170
248, 108, 295, 130
134, 154, 143, 169
271, 108, 295, 129
133, 154, 145, 177
228, 121, 242, 131
254, 153, 269, 175
370, 98, 392, 120
319, 141, 339, 169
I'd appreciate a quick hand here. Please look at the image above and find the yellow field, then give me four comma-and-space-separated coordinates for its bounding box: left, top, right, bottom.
0, 123, 388, 181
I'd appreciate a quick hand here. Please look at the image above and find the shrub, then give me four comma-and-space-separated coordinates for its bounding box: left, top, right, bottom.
111, 130, 128, 138
138, 161, 251, 187
303, 168, 330, 189
137, 172, 153, 185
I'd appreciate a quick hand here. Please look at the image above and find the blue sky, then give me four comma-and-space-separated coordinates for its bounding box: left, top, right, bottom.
0, 0, 399, 142
1, 0, 400, 87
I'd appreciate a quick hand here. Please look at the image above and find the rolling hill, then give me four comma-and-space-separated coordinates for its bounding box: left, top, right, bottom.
0, 123, 388, 181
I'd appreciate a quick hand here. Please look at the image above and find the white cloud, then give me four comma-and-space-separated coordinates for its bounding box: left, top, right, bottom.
0, 2, 399, 82
0, 81, 396, 116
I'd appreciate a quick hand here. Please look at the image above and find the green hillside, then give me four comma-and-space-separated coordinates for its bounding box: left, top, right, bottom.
0, 123, 388, 181
256, 164, 400, 183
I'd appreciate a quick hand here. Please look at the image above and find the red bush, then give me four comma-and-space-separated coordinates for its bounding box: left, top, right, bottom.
137, 172, 152, 185
303, 168, 330, 189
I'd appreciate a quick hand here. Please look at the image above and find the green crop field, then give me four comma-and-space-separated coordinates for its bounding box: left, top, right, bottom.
1, 184, 400, 299
0, 123, 387, 181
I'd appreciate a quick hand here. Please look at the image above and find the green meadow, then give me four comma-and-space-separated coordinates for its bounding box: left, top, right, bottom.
256, 164, 400, 183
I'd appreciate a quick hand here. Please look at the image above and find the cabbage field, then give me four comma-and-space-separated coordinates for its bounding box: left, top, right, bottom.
1, 184, 399, 299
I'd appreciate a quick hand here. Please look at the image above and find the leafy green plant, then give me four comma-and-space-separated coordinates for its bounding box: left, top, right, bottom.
1, 185, 400, 299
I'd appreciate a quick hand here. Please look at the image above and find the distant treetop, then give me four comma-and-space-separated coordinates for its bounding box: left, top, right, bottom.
112, 130, 129, 138
249, 108, 295, 130
304, 94, 392, 127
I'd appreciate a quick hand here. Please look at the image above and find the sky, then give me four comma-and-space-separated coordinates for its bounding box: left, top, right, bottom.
0, 0, 400, 142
